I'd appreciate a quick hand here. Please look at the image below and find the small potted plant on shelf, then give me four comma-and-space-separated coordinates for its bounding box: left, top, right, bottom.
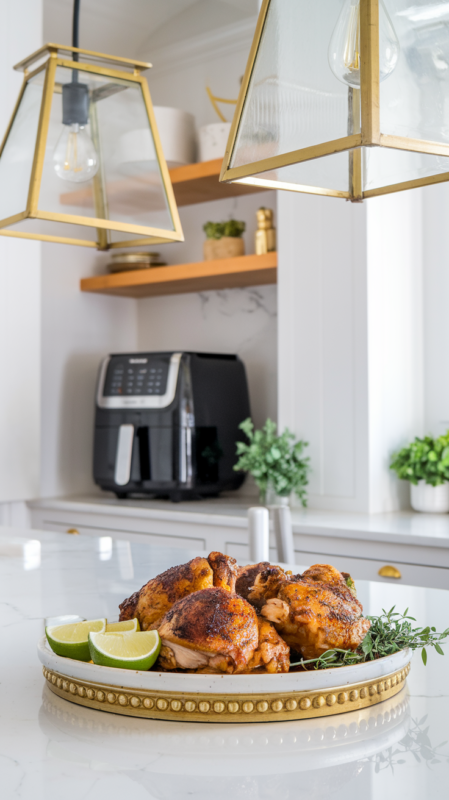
234, 418, 310, 506
203, 219, 246, 261
390, 431, 449, 513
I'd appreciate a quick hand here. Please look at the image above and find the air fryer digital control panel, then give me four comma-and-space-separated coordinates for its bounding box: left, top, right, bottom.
104, 358, 169, 397
97, 352, 182, 409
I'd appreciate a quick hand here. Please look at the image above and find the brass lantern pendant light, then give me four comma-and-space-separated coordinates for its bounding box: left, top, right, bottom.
220, 0, 449, 202
0, 0, 183, 249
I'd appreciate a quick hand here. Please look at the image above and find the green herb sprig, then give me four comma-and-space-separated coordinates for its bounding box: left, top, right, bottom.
290, 607, 449, 671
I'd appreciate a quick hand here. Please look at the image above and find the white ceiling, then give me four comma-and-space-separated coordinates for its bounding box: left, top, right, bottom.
43, 0, 258, 60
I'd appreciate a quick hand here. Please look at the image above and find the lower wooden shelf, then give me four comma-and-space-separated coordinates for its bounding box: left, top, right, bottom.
80, 252, 278, 299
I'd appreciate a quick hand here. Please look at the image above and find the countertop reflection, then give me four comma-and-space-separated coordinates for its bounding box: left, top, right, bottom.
1, 525, 448, 799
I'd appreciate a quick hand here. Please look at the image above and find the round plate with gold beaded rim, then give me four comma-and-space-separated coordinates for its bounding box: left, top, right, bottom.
37, 637, 412, 724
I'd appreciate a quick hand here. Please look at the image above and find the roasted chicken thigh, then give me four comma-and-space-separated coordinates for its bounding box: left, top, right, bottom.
235, 562, 271, 604
157, 587, 259, 673
208, 551, 238, 592
260, 564, 370, 659
247, 617, 290, 673
245, 564, 294, 609
118, 552, 238, 631
119, 552, 369, 671
119, 556, 212, 630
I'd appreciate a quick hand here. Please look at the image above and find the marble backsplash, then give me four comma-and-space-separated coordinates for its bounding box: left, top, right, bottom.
137, 283, 277, 430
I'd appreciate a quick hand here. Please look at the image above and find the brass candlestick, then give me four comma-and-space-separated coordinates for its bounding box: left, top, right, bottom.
255, 207, 276, 255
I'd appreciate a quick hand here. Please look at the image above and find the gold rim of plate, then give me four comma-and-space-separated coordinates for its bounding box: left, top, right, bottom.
42, 661, 411, 723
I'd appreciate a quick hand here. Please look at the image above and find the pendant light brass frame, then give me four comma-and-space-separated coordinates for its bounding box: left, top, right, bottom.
0, 44, 184, 248
219, 0, 449, 201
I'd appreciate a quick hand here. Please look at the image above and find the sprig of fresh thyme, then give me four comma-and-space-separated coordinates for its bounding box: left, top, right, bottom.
290, 607, 449, 671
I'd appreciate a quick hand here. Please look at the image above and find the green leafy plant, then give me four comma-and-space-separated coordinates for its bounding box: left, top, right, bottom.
390, 431, 449, 486
290, 607, 449, 670
234, 418, 310, 505
203, 219, 246, 239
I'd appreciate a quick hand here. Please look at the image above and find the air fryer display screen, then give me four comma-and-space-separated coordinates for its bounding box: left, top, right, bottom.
103, 356, 169, 397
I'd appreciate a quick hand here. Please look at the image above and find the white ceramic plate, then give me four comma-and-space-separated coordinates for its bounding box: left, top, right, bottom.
37, 637, 411, 695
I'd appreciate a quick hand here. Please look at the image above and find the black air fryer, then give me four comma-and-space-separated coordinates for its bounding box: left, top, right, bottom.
93, 351, 250, 501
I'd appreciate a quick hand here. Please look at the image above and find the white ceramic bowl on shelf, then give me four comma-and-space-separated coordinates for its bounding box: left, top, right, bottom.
198, 122, 231, 162
117, 107, 196, 174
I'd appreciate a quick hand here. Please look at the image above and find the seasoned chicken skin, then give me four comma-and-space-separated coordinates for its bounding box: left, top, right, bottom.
235, 562, 271, 603
245, 564, 293, 609
302, 564, 355, 595
157, 587, 259, 674
119, 556, 213, 630
246, 617, 290, 673
118, 552, 238, 631
208, 551, 238, 592
261, 564, 370, 660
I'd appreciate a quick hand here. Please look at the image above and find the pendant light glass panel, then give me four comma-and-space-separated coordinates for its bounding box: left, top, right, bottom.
0, 78, 43, 222
363, 147, 449, 194
38, 66, 175, 243
222, 0, 449, 200
230, 0, 351, 171
0, 47, 183, 248
380, 0, 449, 145
360, 0, 449, 194
242, 151, 351, 196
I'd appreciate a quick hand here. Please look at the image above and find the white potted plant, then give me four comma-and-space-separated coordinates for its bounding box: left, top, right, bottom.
390, 432, 449, 513
233, 418, 310, 506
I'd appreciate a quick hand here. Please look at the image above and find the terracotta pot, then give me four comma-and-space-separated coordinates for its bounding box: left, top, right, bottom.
203, 237, 245, 261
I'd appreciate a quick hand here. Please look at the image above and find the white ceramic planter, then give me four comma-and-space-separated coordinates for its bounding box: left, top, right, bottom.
410, 480, 449, 513
265, 480, 291, 506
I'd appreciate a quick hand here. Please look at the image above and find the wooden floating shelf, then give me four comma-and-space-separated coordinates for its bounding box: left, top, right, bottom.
61, 159, 268, 211
169, 159, 268, 206
80, 252, 278, 299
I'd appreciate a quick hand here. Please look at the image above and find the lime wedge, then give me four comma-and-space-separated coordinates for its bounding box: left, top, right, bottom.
106, 618, 140, 633
46, 618, 106, 662
89, 630, 161, 670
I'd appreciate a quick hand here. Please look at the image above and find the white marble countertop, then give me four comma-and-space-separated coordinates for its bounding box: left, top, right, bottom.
29, 493, 449, 549
1, 524, 449, 799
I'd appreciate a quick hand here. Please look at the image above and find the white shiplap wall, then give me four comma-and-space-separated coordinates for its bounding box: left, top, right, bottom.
0, 0, 42, 507
278, 188, 424, 513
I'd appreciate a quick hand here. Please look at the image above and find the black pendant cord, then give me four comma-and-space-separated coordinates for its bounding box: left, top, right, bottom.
72, 0, 81, 81
62, 0, 89, 125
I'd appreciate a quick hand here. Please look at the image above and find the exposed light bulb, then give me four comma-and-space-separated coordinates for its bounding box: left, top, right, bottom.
328, 0, 400, 88
53, 122, 98, 183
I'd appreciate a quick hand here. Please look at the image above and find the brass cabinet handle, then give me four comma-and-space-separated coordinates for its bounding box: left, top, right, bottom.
378, 565, 402, 579
66, 528, 80, 535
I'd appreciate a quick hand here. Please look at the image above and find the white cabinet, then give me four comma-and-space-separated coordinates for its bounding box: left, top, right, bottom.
28, 499, 251, 555
28, 497, 449, 591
